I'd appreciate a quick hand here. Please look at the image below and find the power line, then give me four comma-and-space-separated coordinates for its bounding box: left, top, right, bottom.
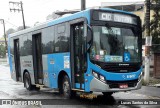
9, 1, 26, 29
4, 20, 18, 28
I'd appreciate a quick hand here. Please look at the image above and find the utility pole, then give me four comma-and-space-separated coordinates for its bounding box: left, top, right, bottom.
81, 0, 86, 11
144, 0, 151, 84
0, 19, 7, 53
9, 1, 26, 29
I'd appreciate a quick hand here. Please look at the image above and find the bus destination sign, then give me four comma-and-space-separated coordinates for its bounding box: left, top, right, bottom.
99, 12, 137, 25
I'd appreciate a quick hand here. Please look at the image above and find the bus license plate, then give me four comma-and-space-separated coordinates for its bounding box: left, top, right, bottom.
119, 84, 128, 89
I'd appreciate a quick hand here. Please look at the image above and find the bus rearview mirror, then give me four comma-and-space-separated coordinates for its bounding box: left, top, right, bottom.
87, 25, 93, 51
87, 25, 93, 44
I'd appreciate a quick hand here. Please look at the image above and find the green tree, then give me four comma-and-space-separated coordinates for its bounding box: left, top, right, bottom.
0, 44, 6, 57
151, 0, 160, 53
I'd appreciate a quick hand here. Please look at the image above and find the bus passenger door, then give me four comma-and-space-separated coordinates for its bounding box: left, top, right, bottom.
32, 33, 43, 84
70, 22, 86, 90
14, 39, 21, 81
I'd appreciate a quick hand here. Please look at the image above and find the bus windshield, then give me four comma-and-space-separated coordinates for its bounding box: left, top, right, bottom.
90, 25, 140, 63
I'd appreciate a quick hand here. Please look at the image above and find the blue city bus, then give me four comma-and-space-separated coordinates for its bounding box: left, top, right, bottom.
8, 8, 142, 98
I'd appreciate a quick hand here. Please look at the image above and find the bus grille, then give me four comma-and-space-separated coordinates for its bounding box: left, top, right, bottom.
106, 79, 138, 88
103, 65, 140, 72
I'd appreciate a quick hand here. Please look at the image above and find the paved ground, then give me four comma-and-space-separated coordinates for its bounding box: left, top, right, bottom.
0, 65, 160, 108
0, 58, 8, 65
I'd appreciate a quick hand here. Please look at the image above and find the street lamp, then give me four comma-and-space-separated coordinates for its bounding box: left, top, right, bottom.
0, 19, 7, 53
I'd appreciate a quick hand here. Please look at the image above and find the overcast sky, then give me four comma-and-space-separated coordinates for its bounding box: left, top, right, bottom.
0, 0, 144, 37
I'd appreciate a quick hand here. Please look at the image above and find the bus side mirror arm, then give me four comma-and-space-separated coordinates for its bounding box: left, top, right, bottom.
87, 25, 93, 51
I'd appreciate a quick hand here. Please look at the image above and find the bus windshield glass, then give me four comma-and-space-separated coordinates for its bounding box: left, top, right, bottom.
90, 25, 140, 63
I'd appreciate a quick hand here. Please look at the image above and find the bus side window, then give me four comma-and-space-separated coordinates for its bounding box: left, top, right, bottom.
55, 23, 69, 52
42, 26, 55, 54
27, 34, 32, 55
20, 35, 27, 56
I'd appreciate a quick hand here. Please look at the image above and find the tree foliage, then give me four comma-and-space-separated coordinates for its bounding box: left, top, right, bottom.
46, 12, 60, 20
151, 0, 160, 53
4, 26, 30, 38
6, 28, 15, 38
17, 26, 30, 31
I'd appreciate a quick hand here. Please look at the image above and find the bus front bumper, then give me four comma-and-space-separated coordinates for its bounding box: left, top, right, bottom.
90, 77, 142, 92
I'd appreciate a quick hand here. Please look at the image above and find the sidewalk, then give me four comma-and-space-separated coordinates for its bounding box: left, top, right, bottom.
154, 84, 160, 87
143, 77, 160, 88
0, 58, 9, 67
142, 67, 160, 88
132, 86, 160, 99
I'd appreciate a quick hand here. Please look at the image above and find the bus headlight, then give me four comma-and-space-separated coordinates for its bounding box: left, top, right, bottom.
100, 75, 105, 83
92, 71, 106, 83
92, 71, 98, 78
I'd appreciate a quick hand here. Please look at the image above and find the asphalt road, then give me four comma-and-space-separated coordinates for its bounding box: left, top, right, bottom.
0, 65, 160, 108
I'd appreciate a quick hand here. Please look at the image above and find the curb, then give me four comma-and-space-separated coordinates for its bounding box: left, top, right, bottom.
148, 84, 160, 88
154, 84, 160, 88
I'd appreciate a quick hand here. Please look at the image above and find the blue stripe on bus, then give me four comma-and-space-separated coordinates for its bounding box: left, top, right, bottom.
104, 68, 142, 81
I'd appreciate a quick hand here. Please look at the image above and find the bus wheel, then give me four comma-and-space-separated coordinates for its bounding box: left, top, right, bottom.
32, 85, 40, 91
102, 92, 113, 97
24, 72, 33, 91
62, 75, 71, 99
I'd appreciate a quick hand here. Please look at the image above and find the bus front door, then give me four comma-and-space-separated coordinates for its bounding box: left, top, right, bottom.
70, 22, 85, 90
32, 33, 43, 84
14, 39, 21, 81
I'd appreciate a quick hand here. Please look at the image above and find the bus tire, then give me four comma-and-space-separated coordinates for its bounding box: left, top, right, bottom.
24, 72, 33, 91
61, 75, 72, 99
33, 85, 40, 91
102, 92, 113, 97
